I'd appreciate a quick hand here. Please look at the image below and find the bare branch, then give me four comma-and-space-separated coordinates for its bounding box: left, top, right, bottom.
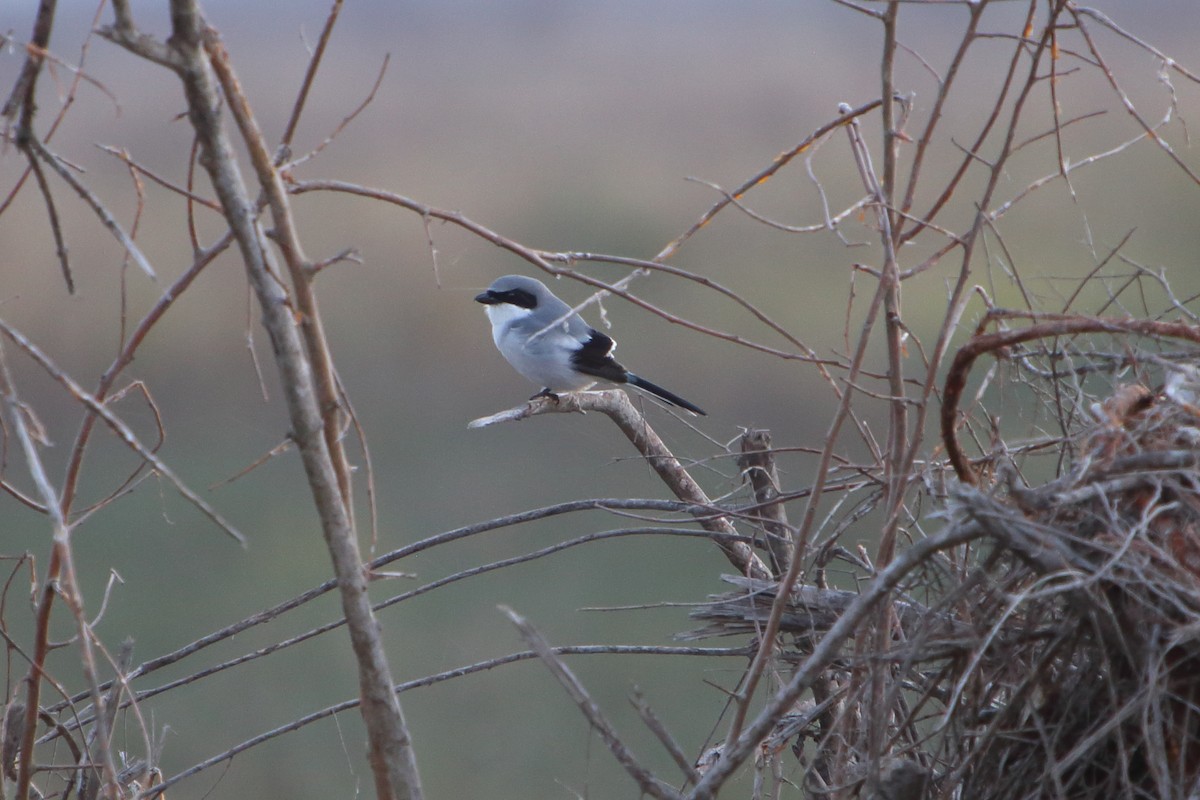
657, 97, 885, 261
737, 429, 793, 576
471, 390, 771, 580
22, 149, 73, 292
0, 339, 124, 800
277, 0, 345, 154
151, 2, 420, 795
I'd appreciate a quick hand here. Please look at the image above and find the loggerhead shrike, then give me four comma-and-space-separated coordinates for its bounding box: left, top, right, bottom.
475, 274, 706, 415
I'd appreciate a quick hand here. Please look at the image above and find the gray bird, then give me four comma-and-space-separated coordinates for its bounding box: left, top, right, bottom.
475, 275, 706, 415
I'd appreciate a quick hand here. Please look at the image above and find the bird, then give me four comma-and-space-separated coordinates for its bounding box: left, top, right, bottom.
474, 274, 706, 415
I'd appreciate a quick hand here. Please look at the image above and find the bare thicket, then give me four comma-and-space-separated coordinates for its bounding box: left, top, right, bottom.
3, 1, 1200, 798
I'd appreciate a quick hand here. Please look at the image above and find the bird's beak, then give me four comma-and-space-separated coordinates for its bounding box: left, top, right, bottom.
474, 290, 497, 305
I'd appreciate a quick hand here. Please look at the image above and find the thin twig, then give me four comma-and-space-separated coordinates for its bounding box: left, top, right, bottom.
942, 316, 1200, 484
656, 98, 885, 261
278, 0, 344, 153
0, 317, 244, 543
632, 688, 703, 787
26, 137, 157, 280
502, 606, 683, 800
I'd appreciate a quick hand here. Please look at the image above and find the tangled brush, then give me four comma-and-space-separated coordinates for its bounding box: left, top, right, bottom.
688, 315, 1200, 798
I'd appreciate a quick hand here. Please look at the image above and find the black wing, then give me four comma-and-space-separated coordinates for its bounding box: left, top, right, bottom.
570, 330, 629, 384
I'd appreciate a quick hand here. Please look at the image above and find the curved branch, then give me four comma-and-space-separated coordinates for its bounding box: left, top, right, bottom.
941, 316, 1200, 484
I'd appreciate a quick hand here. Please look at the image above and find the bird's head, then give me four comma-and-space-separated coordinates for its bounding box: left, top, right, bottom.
474, 275, 546, 310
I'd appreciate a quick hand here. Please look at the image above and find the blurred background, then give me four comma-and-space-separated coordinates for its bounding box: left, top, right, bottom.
3, 1, 1200, 796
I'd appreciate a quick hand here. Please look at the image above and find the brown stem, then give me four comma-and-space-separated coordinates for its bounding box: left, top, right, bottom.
737, 430, 793, 576
101, 2, 425, 796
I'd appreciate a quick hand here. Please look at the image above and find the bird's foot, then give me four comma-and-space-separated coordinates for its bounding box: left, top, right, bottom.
530, 388, 561, 403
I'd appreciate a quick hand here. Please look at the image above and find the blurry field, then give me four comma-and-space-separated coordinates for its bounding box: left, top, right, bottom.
3, 1, 1200, 797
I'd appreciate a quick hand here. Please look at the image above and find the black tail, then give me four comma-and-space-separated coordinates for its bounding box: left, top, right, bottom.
626, 374, 707, 416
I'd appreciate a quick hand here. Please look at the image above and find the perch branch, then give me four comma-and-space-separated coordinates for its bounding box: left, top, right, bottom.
471, 390, 771, 580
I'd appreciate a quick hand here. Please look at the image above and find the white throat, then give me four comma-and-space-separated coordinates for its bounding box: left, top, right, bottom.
485, 302, 533, 328
484, 303, 533, 348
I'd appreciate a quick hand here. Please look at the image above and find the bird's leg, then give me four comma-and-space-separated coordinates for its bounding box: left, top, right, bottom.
530, 388, 561, 403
